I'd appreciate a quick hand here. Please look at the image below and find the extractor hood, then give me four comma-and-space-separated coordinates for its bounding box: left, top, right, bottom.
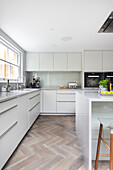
98, 11, 113, 33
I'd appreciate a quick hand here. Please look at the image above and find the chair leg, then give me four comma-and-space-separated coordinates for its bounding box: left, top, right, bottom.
95, 123, 103, 170
110, 133, 113, 170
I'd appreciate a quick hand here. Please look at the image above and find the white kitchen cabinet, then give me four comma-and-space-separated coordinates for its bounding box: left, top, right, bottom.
42, 90, 56, 113
103, 51, 113, 71
0, 90, 40, 170
0, 98, 19, 169
84, 51, 102, 72
54, 53, 68, 71
56, 90, 76, 114
57, 102, 75, 113
68, 53, 82, 71
40, 53, 53, 71
28, 91, 40, 127
18, 95, 28, 142
26, 53, 40, 71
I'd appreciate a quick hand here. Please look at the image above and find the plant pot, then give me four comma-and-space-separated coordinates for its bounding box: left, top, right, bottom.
99, 85, 108, 91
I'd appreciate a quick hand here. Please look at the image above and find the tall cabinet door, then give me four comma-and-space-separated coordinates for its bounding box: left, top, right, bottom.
68, 53, 82, 71
54, 53, 68, 71
84, 51, 102, 72
26, 53, 40, 71
40, 53, 53, 71
103, 51, 113, 71
42, 90, 56, 113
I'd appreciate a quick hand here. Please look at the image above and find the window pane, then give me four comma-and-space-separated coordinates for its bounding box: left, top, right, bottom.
9, 49, 17, 65
0, 43, 7, 60
0, 60, 10, 78
10, 65, 18, 79
0, 60, 4, 78
5, 63, 10, 78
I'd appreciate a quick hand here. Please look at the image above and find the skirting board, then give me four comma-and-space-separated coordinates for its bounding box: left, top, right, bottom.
40, 113, 75, 116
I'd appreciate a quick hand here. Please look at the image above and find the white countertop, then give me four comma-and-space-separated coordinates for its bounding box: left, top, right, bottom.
0, 88, 40, 103
78, 91, 113, 101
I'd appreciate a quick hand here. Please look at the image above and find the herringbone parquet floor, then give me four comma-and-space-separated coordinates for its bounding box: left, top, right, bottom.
3, 116, 86, 170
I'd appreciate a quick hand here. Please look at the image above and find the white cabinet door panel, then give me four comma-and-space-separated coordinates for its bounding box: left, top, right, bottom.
42, 90, 56, 113
68, 53, 82, 71
40, 53, 53, 71
26, 53, 39, 71
84, 51, 102, 72
103, 51, 113, 71
54, 53, 68, 71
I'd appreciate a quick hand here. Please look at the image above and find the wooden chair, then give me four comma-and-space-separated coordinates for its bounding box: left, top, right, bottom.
95, 118, 113, 170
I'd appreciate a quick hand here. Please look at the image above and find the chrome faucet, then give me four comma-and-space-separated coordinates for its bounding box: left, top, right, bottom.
17, 76, 26, 90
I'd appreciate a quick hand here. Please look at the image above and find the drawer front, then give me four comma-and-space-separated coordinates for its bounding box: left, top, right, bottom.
57, 102, 75, 113
28, 90, 40, 99
0, 100, 18, 135
57, 90, 76, 94
29, 93, 40, 111
0, 98, 18, 113
28, 103, 40, 127
0, 120, 18, 169
57, 93, 75, 102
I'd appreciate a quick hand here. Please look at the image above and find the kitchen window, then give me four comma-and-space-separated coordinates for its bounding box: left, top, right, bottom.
0, 38, 23, 82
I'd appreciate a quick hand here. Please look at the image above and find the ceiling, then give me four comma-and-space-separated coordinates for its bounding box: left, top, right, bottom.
0, 0, 113, 52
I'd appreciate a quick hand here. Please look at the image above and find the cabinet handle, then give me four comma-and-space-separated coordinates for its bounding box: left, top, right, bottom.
29, 94, 40, 100
0, 121, 18, 139
0, 105, 17, 115
29, 102, 40, 112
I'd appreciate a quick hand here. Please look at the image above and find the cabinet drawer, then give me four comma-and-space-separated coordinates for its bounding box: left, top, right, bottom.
57, 93, 75, 102
57, 102, 75, 113
28, 103, 40, 127
29, 93, 40, 110
28, 90, 40, 99
0, 121, 18, 169
0, 100, 18, 135
57, 90, 76, 94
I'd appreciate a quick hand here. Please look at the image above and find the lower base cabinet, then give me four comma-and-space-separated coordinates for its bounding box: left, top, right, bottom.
41, 89, 76, 114
0, 90, 40, 169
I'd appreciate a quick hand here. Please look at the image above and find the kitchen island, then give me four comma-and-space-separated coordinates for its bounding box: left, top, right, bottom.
76, 91, 113, 170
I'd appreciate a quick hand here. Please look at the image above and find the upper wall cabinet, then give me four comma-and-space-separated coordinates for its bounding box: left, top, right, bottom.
40, 53, 54, 71
68, 53, 82, 71
103, 51, 113, 72
54, 53, 68, 71
26, 53, 40, 71
84, 51, 102, 72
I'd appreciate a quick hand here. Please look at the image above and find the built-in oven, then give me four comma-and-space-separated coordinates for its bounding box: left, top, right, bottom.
84, 72, 104, 88
104, 72, 113, 84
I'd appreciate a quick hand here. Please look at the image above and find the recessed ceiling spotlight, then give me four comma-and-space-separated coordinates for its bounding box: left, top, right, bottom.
50, 28, 55, 31
61, 36, 72, 41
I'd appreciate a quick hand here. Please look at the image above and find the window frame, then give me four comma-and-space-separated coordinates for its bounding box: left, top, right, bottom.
0, 37, 23, 83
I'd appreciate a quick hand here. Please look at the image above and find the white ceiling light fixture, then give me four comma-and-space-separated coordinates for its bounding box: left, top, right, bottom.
61, 36, 72, 42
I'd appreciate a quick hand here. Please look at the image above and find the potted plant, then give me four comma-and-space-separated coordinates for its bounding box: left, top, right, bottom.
99, 80, 108, 91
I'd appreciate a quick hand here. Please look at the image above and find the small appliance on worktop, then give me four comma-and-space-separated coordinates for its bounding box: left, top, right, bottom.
68, 81, 78, 89
30, 76, 40, 88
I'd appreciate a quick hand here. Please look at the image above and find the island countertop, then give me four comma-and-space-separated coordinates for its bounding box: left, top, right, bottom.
77, 91, 113, 101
